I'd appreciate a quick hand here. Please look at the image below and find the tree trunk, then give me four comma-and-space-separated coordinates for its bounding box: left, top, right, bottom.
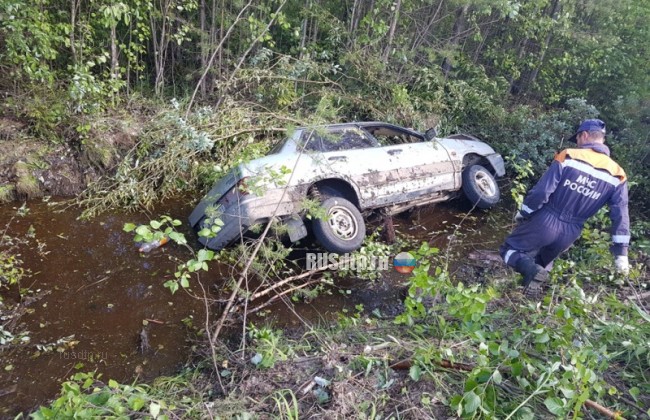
349, 0, 360, 36
382, 0, 402, 61
199, 0, 207, 96
311, 0, 319, 43
69, 0, 78, 63
524, 0, 561, 92
110, 23, 118, 80
409, 0, 444, 53
151, 0, 171, 96
441, 4, 469, 77
299, 0, 309, 59
508, 39, 528, 94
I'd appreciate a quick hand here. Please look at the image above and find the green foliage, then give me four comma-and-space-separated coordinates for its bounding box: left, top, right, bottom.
0, 252, 24, 289
395, 242, 444, 326
268, 389, 300, 419
0, 0, 64, 84
124, 215, 220, 294
508, 157, 534, 208
31, 372, 155, 418
248, 325, 294, 369
30, 370, 211, 419
392, 234, 649, 418
78, 101, 286, 216
0, 1, 646, 418
1, 203, 32, 294
315, 232, 395, 281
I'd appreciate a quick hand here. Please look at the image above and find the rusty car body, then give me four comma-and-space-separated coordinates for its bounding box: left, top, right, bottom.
189, 122, 505, 253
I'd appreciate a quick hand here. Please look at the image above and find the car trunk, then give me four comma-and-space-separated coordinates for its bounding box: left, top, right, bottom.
188, 168, 241, 228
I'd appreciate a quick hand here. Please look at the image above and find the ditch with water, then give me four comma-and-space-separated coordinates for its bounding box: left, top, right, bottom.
0, 198, 510, 416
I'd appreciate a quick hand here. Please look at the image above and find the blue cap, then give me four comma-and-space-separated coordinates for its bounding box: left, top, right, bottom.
568, 119, 606, 142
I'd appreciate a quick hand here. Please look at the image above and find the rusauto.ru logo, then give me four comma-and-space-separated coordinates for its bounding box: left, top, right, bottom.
305, 251, 417, 274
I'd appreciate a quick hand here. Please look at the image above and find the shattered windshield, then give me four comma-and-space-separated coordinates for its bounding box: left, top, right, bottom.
300, 127, 379, 152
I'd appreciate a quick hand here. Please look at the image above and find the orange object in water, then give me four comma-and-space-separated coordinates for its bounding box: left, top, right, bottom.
139, 236, 170, 253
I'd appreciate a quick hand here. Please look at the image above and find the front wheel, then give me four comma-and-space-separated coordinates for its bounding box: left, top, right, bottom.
312, 197, 366, 254
462, 164, 500, 209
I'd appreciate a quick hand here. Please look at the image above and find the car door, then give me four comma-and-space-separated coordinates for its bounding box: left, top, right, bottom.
299, 126, 407, 207
362, 125, 457, 205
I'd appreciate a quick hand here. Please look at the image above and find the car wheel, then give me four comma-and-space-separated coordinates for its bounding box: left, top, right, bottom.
312, 196, 366, 254
462, 164, 500, 209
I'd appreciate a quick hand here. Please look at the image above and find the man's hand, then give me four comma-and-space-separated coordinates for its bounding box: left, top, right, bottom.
514, 211, 526, 223
615, 255, 629, 275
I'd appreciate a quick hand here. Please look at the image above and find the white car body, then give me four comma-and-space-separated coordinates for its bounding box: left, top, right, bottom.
189, 122, 505, 250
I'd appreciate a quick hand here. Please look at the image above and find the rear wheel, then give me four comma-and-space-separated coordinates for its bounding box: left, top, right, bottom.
462, 164, 500, 209
312, 196, 366, 254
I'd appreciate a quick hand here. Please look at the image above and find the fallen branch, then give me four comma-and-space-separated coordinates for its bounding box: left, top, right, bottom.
241, 257, 352, 305
245, 279, 322, 316
76, 276, 109, 292
389, 357, 474, 372
626, 289, 650, 302
584, 399, 626, 420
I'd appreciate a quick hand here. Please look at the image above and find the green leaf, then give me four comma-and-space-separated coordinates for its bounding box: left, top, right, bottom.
409, 364, 421, 381
463, 391, 481, 414
198, 228, 212, 238
164, 280, 179, 295
135, 225, 150, 236
108, 379, 118, 388
632, 303, 650, 323
123, 223, 137, 232
150, 220, 162, 229
493, 369, 502, 384
168, 231, 186, 244
559, 387, 575, 399
87, 390, 111, 406
516, 406, 535, 420
180, 277, 190, 288
450, 395, 463, 417
197, 249, 214, 262
543, 397, 565, 415
129, 396, 146, 411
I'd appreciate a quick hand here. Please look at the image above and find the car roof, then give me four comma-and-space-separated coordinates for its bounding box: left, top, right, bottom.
298, 122, 424, 136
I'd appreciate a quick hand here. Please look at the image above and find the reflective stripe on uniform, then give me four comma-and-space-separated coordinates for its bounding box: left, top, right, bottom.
504, 249, 516, 264
561, 159, 621, 186
521, 204, 534, 214
612, 235, 630, 243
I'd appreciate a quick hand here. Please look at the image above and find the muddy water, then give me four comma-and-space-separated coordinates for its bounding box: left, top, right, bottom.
0, 200, 210, 416
245, 201, 511, 326
0, 198, 510, 416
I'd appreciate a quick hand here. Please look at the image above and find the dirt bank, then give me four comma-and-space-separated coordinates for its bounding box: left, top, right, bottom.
0, 117, 139, 202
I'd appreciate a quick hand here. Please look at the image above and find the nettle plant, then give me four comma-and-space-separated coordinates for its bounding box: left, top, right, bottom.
123, 215, 223, 294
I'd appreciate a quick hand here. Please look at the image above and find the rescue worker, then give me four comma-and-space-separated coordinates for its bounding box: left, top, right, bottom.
500, 119, 630, 299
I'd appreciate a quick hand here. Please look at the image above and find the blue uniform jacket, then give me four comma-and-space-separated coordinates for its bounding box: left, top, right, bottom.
519, 143, 630, 256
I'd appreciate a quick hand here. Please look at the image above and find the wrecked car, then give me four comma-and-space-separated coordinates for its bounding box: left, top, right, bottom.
189, 122, 505, 253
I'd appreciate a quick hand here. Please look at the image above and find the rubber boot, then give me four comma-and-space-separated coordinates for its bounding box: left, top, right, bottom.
515, 258, 548, 300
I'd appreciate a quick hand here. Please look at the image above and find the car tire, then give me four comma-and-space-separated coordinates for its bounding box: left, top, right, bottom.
462, 164, 500, 209
312, 196, 366, 254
